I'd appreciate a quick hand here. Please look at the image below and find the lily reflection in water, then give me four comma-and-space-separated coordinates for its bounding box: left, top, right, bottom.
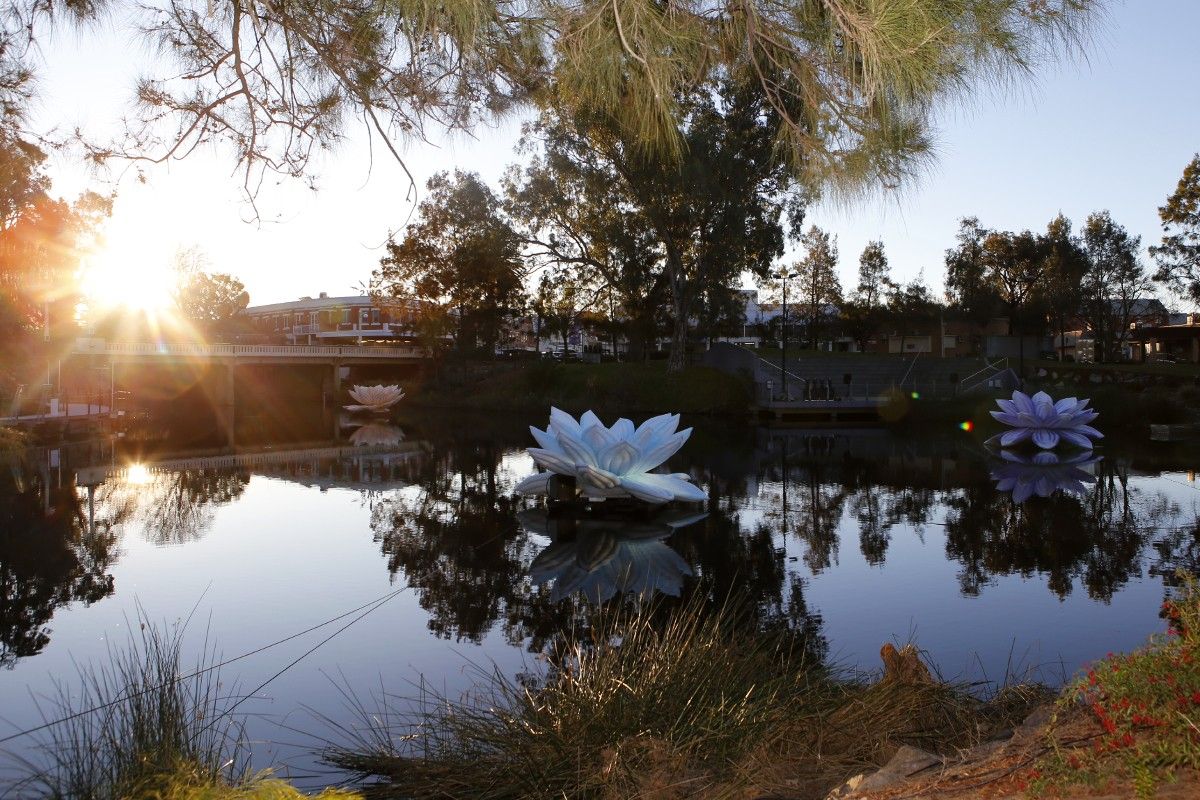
989, 450, 1101, 503
348, 422, 406, 447
520, 508, 706, 602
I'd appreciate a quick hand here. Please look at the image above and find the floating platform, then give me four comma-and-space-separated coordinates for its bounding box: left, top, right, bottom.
1149, 423, 1200, 442
755, 399, 885, 425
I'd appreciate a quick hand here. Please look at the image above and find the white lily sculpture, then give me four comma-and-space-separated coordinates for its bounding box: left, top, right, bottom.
988, 390, 1102, 450
516, 408, 706, 503
344, 384, 405, 414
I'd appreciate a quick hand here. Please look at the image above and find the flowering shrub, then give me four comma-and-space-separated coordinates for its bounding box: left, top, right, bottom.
1034, 573, 1200, 798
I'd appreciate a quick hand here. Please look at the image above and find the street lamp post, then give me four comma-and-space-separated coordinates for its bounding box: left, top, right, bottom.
773, 268, 791, 400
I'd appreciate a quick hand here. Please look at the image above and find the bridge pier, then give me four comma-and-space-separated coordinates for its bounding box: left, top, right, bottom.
214, 362, 236, 445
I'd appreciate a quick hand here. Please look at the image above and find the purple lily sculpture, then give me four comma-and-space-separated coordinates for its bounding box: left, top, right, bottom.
989, 450, 1101, 503
988, 390, 1102, 450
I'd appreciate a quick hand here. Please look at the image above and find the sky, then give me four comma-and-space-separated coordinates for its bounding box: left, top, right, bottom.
34, 0, 1200, 309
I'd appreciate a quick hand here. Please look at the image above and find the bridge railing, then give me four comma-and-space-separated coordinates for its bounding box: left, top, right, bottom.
72, 338, 430, 359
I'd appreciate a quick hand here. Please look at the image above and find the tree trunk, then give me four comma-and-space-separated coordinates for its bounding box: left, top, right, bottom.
666, 256, 689, 372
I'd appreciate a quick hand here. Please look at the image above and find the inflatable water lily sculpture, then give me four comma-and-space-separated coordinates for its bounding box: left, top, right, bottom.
988, 390, 1102, 450
989, 450, 1101, 503
516, 408, 706, 504
344, 384, 405, 414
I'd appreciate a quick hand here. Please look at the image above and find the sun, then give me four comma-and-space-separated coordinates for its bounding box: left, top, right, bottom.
82, 246, 179, 313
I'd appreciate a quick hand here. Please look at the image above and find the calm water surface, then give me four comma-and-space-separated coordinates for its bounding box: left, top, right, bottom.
1, 408, 1198, 784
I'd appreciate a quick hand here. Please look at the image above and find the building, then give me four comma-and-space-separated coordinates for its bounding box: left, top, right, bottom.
241, 293, 423, 345
1127, 313, 1200, 364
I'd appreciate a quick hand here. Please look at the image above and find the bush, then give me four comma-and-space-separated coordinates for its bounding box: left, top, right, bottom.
1035, 573, 1200, 798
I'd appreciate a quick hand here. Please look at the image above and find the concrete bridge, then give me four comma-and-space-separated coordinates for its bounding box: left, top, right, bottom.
71, 338, 430, 364
64, 339, 430, 442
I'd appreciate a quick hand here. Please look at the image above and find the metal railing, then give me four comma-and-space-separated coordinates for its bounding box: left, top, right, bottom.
72, 339, 430, 359
958, 357, 1009, 393
897, 351, 921, 387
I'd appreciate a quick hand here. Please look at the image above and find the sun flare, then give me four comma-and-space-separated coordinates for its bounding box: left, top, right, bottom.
83, 248, 179, 313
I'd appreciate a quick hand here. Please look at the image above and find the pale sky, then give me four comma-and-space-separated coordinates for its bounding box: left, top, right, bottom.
34, 0, 1200, 309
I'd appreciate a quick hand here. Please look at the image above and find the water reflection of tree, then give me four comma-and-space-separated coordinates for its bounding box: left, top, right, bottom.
369, 443, 538, 643
942, 458, 1174, 600
0, 468, 117, 667
94, 469, 250, 545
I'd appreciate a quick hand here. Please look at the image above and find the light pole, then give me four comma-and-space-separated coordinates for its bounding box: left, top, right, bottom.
772, 268, 791, 400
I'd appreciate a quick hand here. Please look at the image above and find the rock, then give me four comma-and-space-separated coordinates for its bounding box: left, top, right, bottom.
955, 737, 1009, 762
879, 643, 934, 685
856, 745, 942, 792
1014, 705, 1054, 739
824, 773, 865, 799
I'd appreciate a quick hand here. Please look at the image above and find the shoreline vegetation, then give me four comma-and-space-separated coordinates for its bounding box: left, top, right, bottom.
9, 583, 1199, 800
400, 358, 1200, 431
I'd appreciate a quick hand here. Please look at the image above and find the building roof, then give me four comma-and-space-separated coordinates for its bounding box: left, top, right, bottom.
245, 294, 413, 315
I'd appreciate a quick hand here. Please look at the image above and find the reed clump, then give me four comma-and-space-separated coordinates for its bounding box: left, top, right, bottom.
14, 620, 250, 800
326, 598, 1043, 799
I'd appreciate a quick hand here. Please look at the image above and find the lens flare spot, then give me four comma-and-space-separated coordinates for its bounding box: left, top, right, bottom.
910, 391, 920, 400
959, 421, 974, 432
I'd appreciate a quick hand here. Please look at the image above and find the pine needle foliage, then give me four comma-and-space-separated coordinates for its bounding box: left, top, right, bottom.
4, 1, 1099, 202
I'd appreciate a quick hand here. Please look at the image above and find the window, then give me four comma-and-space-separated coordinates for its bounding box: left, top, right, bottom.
341, 308, 351, 324
370, 308, 380, 324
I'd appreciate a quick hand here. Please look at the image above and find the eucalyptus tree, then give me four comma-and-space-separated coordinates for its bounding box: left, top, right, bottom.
1037, 213, 1090, 359
944, 216, 1003, 328
372, 170, 525, 355
508, 80, 805, 369
503, 123, 669, 359
856, 240, 892, 309
793, 226, 843, 350
1081, 210, 1152, 362
842, 239, 892, 353
1150, 154, 1200, 305
5, 2, 1098, 210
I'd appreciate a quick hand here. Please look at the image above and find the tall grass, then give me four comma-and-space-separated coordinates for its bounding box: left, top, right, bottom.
325, 597, 1044, 799
13, 619, 248, 800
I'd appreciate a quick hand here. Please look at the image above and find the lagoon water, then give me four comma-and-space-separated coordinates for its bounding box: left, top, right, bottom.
1, 409, 1197, 785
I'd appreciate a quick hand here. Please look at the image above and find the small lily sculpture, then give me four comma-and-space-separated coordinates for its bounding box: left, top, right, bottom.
989, 450, 1101, 503
348, 422, 406, 447
988, 390, 1102, 450
344, 384, 405, 414
516, 408, 706, 503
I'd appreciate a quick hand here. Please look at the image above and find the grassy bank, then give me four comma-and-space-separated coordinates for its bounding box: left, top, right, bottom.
326, 597, 1045, 799
409, 361, 753, 416
12, 584, 1199, 799
7, 620, 360, 800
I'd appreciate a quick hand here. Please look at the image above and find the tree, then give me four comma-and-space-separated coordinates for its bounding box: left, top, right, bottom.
793, 226, 843, 350
532, 268, 599, 353
1081, 211, 1152, 362
885, 276, 939, 355
1037, 214, 1090, 359
373, 171, 525, 355
5, 3, 1097, 211
981, 229, 1045, 338
172, 250, 250, 341
856, 240, 892, 309
503, 127, 669, 360
508, 80, 804, 370
944, 217, 1002, 330
1150, 154, 1200, 305
0, 130, 110, 392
